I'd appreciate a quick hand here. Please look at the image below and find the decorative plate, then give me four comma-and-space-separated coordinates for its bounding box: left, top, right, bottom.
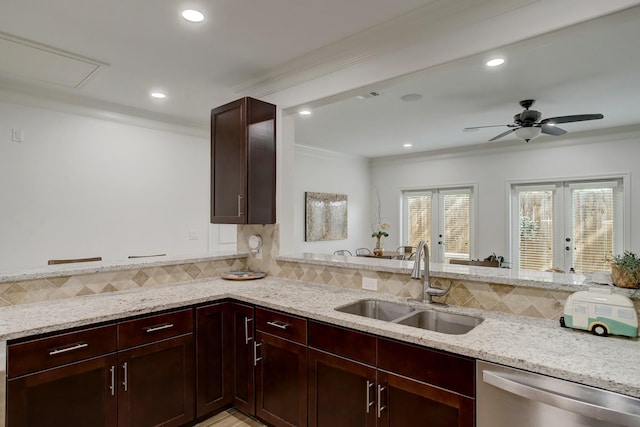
221, 270, 266, 281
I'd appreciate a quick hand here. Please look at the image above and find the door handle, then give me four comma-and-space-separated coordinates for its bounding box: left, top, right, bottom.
253, 342, 262, 366
238, 195, 245, 216
483, 370, 640, 426
244, 317, 254, 344
377, 385, 386, 418
365, 380, 374, 414
109, 365, 115, 396
122, 362, 128, 392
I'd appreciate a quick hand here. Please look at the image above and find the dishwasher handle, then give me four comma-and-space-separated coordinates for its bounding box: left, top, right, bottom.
482, 370, 640, 427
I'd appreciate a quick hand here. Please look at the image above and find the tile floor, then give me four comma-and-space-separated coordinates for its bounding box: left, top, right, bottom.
196, 408, 266, 427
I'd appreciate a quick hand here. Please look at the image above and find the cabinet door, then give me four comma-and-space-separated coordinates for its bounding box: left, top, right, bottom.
7, 354, 118, 427
196, 302, 232, 417
231, 302, 256, 414
255, 331, 307, 427
118, 334, 194, 427
211, 99, 246, 224
377, 371, 474, 427
308, 349, 377, 427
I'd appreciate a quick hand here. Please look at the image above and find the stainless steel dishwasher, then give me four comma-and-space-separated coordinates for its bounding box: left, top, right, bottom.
477, 361, 640, 427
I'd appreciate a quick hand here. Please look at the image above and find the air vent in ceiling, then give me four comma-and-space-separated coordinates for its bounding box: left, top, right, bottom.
356, 91, 380, 100
0, 31, 108, 89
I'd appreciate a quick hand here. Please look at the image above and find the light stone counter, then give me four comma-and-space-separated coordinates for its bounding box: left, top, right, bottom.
278, 253, 640, 297
0, 276, 639, 399
0, 252, 249, 283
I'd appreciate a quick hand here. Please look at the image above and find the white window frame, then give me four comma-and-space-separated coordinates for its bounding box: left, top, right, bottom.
401, 184, 478, 263
508, 174, 629, 272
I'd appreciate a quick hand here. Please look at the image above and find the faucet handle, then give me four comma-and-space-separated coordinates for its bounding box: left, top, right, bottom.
427, 281, 452, 297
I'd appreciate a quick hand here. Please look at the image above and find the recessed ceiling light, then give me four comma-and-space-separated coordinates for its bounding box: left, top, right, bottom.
400, 94, 423, 102
403, 143, 413, 148
182, 9, 205, 23
299, 109, 312, 116
486, 57, 505, 67
150, 91, 167, 99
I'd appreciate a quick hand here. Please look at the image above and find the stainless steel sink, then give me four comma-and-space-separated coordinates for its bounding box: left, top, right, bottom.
396, 310, 483, 334
335, 299, 416, 321
335, 299, 483, 334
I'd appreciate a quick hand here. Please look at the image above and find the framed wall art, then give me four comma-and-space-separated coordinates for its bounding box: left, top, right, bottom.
305, 192, 348, 241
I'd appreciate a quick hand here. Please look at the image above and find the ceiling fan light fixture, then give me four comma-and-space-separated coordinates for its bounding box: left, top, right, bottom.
514, 127, 541, 142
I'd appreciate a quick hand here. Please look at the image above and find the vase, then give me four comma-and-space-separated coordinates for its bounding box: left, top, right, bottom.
373, 236, 383, 256
611, 264, 640, 288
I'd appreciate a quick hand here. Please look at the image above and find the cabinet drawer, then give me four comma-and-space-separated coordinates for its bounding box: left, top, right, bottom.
308, 321, 376, 366
7, 324, 117, 378
256, 307, 307, 344
378, 338, 475, 397
118, 308, 193, 349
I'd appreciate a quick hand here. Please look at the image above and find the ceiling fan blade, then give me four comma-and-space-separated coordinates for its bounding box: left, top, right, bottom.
489, 128, 516, 142
464, 124, 513, 130
540, 124, 567, 136
539, 114, 604, 125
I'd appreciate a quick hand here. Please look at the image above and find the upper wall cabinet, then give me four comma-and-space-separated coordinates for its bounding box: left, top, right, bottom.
211, 97, 276, 224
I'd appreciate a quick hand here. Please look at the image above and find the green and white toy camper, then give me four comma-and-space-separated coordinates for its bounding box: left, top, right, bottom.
560, 287, 638, 337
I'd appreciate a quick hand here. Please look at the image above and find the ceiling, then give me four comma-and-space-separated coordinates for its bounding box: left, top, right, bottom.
0, 1, 639, 151
294, 6, 640, 158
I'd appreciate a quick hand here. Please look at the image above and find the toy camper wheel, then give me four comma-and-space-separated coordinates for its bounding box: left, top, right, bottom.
559, 316, 566, 328
591, 324, 608, 337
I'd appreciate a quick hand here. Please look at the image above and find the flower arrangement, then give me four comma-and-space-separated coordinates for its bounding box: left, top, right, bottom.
611, 251, 640, 288
372, 223, 390, 255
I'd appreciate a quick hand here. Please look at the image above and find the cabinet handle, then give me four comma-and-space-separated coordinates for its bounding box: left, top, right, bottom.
109, 365, 115, 396
266, 320, 289, 330
253, 342, 262, 366
238, 195, 244, 216
244, 317, 254, 344
366, 381, 374, 414
145, 323, 174, 333
122, 362, 128, 392
48, 342, 88, 356
377, 385, 386, 418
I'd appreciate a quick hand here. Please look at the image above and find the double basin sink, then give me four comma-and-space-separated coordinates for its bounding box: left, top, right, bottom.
335, 299, 483, 335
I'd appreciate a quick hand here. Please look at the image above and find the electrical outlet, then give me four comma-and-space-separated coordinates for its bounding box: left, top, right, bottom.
362, 277, 378, 291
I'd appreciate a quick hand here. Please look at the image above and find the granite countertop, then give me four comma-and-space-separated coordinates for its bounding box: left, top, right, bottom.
0, 252, 249, 283
0, 277, 638, 399
278, 253, 640, 297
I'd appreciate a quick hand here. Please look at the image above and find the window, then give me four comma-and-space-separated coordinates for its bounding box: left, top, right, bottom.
618, 309, 635, 320
403, 187, 475, 263
511, 178, 623, 273
595, 305, 612, 317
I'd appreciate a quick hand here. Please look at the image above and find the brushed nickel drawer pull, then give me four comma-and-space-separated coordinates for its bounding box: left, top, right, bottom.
266, 320, 289, 330
122, 362, 128, 391
238, 195, 245, 216
377, 385, 386, 418
253, 342, 263, 366
244, 317, 254, 344
49, 342, 88, 356
109, 365, 116, 396
366, 380, 374, 414
145, 323, 174, 333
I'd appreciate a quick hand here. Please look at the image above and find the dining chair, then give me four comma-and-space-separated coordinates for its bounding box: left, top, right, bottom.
396, 245, 415, 260
334, 250, 353, 256
355, 248, 371, 255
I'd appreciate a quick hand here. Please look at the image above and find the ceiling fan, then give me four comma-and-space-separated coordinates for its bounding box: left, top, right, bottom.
464, 99, 604, 142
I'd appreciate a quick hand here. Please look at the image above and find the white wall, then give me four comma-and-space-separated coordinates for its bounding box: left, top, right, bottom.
293, 145, 371, 255
370, 127, 640, 264
0, 99, 232, 270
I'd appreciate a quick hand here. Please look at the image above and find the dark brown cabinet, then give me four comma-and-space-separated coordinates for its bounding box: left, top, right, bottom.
6, 324, 118, 427
117, 309, 195, 427
255, 308, 307, 427
308, 321, 475, 427
210, 97, 276, 224
230, 302, 256, 415
195, 302, 232, 417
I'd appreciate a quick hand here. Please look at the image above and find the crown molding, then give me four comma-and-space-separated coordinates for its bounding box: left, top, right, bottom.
295, 144, 367, 162
0, 77, 208, 138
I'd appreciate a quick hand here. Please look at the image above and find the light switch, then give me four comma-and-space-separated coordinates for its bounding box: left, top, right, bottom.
11, 128, 23, 143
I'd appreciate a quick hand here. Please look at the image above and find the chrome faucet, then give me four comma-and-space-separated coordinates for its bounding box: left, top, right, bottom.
410, 240, 451, 304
